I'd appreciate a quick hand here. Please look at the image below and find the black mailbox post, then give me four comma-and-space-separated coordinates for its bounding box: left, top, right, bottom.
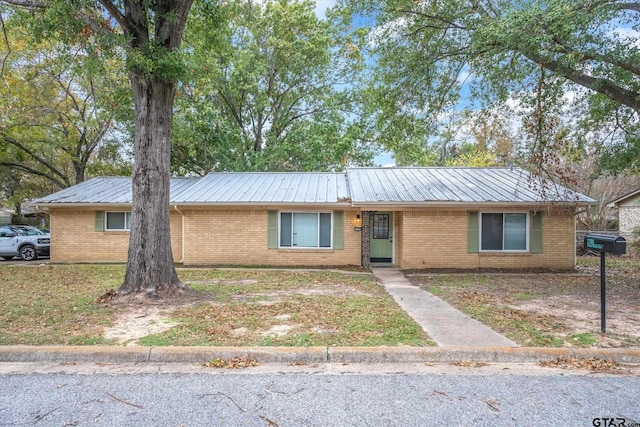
584, 233, 627, 333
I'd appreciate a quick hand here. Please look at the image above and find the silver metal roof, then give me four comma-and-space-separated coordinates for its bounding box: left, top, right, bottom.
346, 167, 596, 205
34, 177, 199, 205
171, 172, 350, 204
34, 168, 595, 207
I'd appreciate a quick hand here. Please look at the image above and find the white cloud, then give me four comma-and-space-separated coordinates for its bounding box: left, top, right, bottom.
313, 0, 337, 18
611, 27, 640, 48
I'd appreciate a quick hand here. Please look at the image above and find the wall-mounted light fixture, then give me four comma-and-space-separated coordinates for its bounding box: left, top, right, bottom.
355, 214, 362, 227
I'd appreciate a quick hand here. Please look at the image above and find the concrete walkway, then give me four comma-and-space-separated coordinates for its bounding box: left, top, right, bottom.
371, 267, 518, 347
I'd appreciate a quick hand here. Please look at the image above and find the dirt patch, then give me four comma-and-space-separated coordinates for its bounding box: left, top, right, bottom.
510, 295, 640, 346
99, 287, 216, 345
104, 307, 178, 345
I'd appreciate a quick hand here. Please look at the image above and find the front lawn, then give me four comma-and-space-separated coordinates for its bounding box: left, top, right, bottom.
0, 264, 433, 347
407, 255, 640, 348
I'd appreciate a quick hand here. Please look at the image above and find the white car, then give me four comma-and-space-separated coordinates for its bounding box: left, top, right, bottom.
0, 225, 51, 261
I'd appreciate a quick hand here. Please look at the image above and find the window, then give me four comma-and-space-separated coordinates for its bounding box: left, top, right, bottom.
279, 212, 332, 248
373, 214, 389, 239
106, 212, 132, 231
481, 212, 527, 251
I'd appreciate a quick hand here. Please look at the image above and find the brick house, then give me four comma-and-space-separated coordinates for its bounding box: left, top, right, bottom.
34, 167, 595, 269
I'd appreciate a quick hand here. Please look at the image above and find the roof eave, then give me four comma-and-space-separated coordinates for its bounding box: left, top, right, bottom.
608, 189, 640, 206
351, 200, 597, 208
37, 202, 354, 208
172, 202, 353, 208
35, 202, 133, 208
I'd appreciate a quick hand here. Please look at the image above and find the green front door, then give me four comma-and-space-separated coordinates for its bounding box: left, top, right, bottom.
370, 212, 393, 262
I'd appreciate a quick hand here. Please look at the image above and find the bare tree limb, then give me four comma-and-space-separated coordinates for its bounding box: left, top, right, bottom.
523, 50, 640, 114
0, 161, 68, 188
1, 134, 70, 183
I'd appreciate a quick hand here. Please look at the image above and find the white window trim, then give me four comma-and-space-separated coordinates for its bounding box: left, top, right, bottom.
105, 211, 132, 231
278, 211, 333, 249
479, 211, 529, 252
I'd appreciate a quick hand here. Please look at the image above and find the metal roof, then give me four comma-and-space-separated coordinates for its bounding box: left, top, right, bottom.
34, 177, 199, 205
171, 172, 350, 204
34, 168, 595, 207
346, 167, 596, 205
34, 173, 351, 206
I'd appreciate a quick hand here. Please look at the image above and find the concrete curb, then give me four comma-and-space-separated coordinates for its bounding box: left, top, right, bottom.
2, 346, 640, 364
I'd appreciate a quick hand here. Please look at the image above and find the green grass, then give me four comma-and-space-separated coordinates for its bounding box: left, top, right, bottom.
568, 333, 598, 346
512, 292, 537, 300
0, 264, 121, 345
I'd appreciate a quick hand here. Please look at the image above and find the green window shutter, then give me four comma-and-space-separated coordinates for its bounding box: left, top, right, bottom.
530, 211, 543, 253
467, 211, 479, 253
267, 210, 278, 249
333, 210, 344, 250
95, 211, 104, 232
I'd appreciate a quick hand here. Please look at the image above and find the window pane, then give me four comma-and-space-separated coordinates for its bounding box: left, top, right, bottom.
319, 213, 331, 247
106, 212, 126, 230
504, 213, 527, 250
293, 213, 318, 247
280, 213, 292, 247
125, 213, 132, 229
373, 214, 389, 239
481, 213, 503, 250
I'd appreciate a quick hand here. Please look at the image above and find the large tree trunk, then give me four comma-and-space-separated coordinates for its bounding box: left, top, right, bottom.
119, 73, 183, 295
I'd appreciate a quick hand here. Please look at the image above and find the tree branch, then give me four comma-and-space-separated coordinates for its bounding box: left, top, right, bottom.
0, 0, 46, 8
523, 50, 640, 113
395, 9, 469, 31
97, 0, 129, 34
1, 134, 70, 183
0, 11, 11, 77
549, 37, 640, 77
0, 161, 68, 189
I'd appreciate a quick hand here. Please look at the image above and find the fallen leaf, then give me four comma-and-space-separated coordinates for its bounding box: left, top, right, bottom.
203, 356, 258, 369
538, 357, 624, 372
483, 397, 500, 412
452, 360, 488, 368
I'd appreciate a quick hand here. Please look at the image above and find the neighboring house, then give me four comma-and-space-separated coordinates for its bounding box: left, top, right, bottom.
0, 207, 14, 225
608, 189, 640, 234
33, 167, 595, 270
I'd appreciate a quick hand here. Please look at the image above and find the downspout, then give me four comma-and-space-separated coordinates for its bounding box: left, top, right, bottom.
173, 205, 185, 263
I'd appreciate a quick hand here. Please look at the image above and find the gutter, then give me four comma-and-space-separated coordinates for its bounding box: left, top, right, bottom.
173, 205, 185, 263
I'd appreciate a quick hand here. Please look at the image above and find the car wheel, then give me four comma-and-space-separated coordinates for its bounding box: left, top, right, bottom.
2, 256, 14, 261
19, 245, 37, 261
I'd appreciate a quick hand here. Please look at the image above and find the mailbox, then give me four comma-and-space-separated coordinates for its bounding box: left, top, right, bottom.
584, 233, 626, 255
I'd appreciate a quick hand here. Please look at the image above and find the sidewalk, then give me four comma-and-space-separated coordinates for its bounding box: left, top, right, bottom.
371, 267, 518, 347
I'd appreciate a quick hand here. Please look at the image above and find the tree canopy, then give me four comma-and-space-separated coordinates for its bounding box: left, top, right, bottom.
172, 0, 375, 175
0, 10, 132, 200
339, 0, 639, 172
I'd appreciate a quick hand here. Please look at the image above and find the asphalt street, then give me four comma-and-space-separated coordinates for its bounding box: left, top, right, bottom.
1, 363, 638, 426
